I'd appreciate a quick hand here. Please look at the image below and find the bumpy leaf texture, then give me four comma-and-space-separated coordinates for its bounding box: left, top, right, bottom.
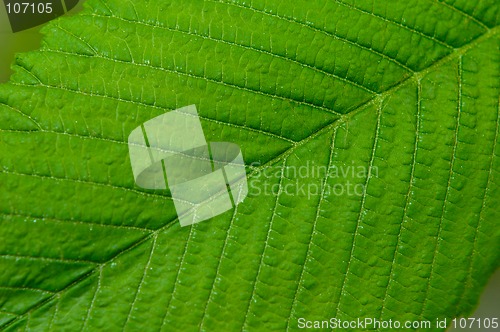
0, 0, 499, 330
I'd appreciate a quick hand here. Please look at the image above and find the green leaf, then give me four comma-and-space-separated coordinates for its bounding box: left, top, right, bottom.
0, 0, 499, 330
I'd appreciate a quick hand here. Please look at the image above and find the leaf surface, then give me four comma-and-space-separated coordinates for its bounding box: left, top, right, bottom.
0, 0, 499, 330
